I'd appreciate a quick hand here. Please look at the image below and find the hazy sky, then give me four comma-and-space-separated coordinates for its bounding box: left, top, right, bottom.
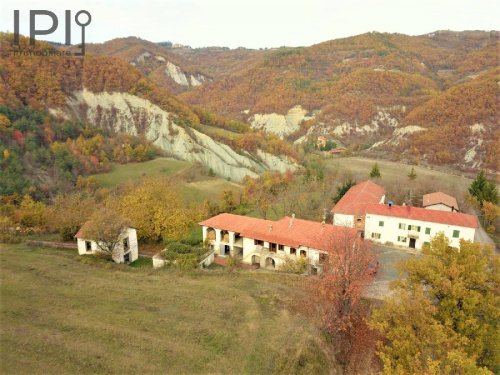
1, 0, 498, 48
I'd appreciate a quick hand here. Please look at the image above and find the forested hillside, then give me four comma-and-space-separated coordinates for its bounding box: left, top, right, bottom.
0, 33, 298, 197
176, 31, 499, 172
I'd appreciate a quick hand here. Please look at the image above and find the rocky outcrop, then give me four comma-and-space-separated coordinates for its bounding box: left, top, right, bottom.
165, 61, 206, 87
250, 105, 314, 138
64, 90, 298, 181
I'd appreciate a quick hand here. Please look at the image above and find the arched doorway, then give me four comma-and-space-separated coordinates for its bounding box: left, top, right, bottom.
206, 228, 216, 241
265, 257, 275, 269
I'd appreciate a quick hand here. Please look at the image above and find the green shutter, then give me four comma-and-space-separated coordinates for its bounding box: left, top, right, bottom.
379, 221, 384, 227
453, 230, 460, 238
425, 227, 431, 235
417, 226, 421, 232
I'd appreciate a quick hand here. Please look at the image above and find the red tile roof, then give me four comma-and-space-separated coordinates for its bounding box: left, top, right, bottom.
199, 213, 357, 252
423, 192, 459, 210
365, 204, 478, 228
331, 180, 385, 215
74, 221, 92, 239
75, 222, 134, 239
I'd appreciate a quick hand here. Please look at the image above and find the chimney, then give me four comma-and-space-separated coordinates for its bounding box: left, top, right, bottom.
289, 214, 295, 228
402, 202, 406, 207
388, 201, 393, 207
269, 224, 273, 232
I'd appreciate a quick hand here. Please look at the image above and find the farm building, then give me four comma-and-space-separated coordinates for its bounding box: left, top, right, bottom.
200, 213, 357, 273
423, 192, 459, 212
75, 224, 139, 264
331, 180, 386, 230
333, 181, 479, 250
364, 203, 478, 250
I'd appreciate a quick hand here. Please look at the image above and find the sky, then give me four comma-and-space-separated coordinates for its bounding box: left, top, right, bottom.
1, 0, 499, 49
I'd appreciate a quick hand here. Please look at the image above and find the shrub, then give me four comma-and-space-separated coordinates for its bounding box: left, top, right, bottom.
226, 255, 241, 269
280, 256, 308, 274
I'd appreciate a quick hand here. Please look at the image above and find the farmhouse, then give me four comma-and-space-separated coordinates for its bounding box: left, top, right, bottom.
200, 213, 357, 273
332, 181, 479, 250
332, 180, 386, 230
423, 192, 459, 212
364, 203, 478, 249
75, 224, 139, 263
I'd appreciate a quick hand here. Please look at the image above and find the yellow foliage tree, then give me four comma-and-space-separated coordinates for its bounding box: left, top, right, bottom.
108, 177, 202, 242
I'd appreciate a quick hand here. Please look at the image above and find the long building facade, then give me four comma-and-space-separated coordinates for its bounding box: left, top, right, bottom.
199, 213, 357, 273
364, 203, 477, 249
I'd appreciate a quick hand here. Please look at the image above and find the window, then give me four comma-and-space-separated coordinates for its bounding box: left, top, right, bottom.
300, 250, 307, 257
408, 225, 421, 232
278, 244, 284, 251
423, 241, 430, 246
397, 236, 407, 243
379, 221, 384, 227
85, 241, 92, 252
371, 233, 381, 239
254, 239, 264, 246
425, 227, 431, 235
270, 243, 277, 252
290, 248, 296, 255
399, 223, 406, 230
356, 217, 362, 222
453, 230, 460, 238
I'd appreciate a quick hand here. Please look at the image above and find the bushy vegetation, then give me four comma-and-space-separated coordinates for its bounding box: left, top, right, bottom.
371, 233, 499, 373
161, 241, 209, 270
0, 105, 158, 198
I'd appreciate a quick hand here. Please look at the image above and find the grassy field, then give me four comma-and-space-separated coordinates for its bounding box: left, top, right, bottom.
0, 244, 331, 374
93, 158, 192, 188
325, 156, 475, 193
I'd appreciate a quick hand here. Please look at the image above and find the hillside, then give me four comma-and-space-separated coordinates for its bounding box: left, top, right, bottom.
179, 31, 499, 171
0, 244, 330, 374
0, 33, 299, 191
81, 37, 211, 94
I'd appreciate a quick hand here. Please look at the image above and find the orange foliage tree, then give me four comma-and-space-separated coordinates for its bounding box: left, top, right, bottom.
306, 228, 378, 371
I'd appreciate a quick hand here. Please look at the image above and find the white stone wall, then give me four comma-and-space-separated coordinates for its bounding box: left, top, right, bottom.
364, 213, 475, 249
76, 227, 138, 263
203, 225, 324, 271
333, 214, 355, 228
424, 203, 454, 212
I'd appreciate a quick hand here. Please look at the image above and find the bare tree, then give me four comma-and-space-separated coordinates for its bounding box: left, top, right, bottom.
84, 208, 131, 258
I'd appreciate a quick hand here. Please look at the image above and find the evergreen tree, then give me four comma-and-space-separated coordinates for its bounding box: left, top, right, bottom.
407, 167, 417, 181
469, 170, 498, 206
369, 163, 381, 178
332, 179, 356, 204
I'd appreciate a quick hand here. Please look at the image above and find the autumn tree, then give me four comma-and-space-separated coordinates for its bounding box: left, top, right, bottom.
407, 167, 417, 181
307, 228, 377, 372
369, 163, 381, 178
84, 208, 130, 258
482, 201, 499, 233
371, 233, 499, 374
46, 193, 97, 240
469, 170, 498, 206
243, 172, 293, 219
108, 177, 203, 242
15, 195, 46, 228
